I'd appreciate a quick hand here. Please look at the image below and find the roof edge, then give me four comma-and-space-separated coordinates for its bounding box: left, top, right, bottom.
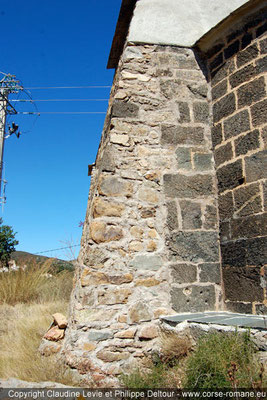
107, 0, 138, 69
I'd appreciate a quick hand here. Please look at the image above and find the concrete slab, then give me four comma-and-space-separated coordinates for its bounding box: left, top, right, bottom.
128, 0, 249, 47
162, 311, 267, 330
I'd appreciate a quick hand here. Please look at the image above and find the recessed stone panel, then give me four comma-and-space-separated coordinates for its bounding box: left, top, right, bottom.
171, 285, 216, 312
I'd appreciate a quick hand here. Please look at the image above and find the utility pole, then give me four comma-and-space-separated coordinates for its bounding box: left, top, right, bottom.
0, 73, 21, 205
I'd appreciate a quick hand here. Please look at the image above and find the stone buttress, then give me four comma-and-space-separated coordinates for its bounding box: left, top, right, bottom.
63, 42, 221, 385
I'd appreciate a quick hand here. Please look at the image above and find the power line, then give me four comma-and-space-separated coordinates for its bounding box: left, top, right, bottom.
17, 111, 106, 115
34, 244, 80, 255
24, 85, 112, 89
11, 99, 109, 102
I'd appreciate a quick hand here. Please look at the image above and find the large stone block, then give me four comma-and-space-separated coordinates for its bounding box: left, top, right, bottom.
199, 263, 221, 284
231, 213, 267, 240
176, 148, 192, 170
86, 330, 113, 342
223, 110, 250, 139
161, 125, 204, 145
237, 77, 265, 108
112, 100, 139, 118
235, 130, 260, 156
171, 285, 216, 312
229, 64, 256, 89
129, 254, 162, 270
169, 231, 219, 263
83, 247, 109, 267
251, 99, 267, 127
180, 200, 202, 229
217, 160, 244, 193
171, 263, 197, 284
211, 123, 222, 147
213, 93, 236, 123
76, 309, 117, 324
164, 174, 214, 198
193, 102, 209, 123
166, 201, 178, 231
128, 301, 152, 323
90, 221, 123, 244
234, 183, 262, 217
245, 150, 267, 182
93, 198, 125, 218
221, 236, 267, 267
218, 192, 234, 221
214, 142, 233, 167
98, 176, 133, 197
222, 266, 264, 302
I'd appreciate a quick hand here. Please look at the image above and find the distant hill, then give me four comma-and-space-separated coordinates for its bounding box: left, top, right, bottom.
10, 251, 75, 273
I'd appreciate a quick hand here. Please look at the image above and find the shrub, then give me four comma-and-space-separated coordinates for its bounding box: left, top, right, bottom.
120, 363, 167, 389
183, 331, 266, 389
0, 219, 18, 267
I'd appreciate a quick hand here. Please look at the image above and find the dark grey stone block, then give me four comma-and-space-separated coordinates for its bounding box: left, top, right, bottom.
178, 102, 190, 123
199, 263, 221, 284
211, 124, 222, 147
112, 100, 139, 118
176, 147, 192, 170
217, 159, 244, 193
214, 142, 233, 167
236, 44, 259, 68
211, 79, 227, 101
234, 183, 262, 217
164, 173, 214, 198
251, 99, 267, 127
223, 109, 250, 139
235, 129, 260, 156
203, 204, 218, 230
161, 125, 204, 145
231, 213, 267, 240
180, 200, 202, 229
245, 150, 267, 182
194, 153, 213, 171
213, 93, 236, 123
169, 231, 219, 263
222, 266, 263, 302
226, 301, 252, 314
170, 263, 197, 284
166, 201, 178, 231
221, 236, 267, 267
237, 77, 265, 108
218, 192, 234, 221
229, 64, 256, 89
193, 102, 209, 123
171, 285, 216, 312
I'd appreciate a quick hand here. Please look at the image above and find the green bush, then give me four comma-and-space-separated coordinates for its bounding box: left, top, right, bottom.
183, 331, 265, 389
120, 364, 167, 389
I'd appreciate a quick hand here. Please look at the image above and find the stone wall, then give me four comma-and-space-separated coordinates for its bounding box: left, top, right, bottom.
207, 14, 267, 314
63, 43, 222, 385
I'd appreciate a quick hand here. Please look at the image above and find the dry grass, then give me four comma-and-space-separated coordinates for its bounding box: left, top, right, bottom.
0, 262, 74, 305
159, 330, 193, 366
0, 302, 76, 385
0, 264, 76, 385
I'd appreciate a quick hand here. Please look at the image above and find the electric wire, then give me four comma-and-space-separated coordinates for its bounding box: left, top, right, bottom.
17, 111, 106, 114
24, 85, 111, 89
11, 99, 109, 102
34, 244, 80, 255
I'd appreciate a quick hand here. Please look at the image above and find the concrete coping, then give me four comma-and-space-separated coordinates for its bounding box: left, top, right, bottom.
161, 311, 267, 330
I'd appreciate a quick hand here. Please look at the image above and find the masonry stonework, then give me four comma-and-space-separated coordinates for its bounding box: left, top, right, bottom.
207, 13, 267, 314
63, 0, 267, 386
63, 43, 222, 385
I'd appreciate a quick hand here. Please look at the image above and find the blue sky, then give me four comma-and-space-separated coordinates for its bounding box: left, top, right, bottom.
0, 0, 121, 259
